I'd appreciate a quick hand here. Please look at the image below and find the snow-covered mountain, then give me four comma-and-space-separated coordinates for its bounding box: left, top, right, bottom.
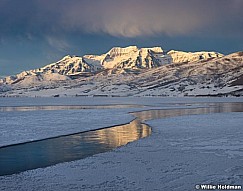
0, 46, 173, 85
84, 46, 171, 70
167, 50, 223, 63
1, 46, 242, 97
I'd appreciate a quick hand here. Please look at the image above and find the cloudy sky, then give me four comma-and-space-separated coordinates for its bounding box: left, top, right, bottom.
0, 0, 242, 75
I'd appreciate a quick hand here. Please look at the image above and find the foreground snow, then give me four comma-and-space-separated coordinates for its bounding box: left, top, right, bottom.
1, 105, 243, 190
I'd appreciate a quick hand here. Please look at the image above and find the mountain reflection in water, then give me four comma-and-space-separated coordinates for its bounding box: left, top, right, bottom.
85, 119, 151, 146
0, 119, 151, 176
0, 104, 142, 112
132, 102, 243, 121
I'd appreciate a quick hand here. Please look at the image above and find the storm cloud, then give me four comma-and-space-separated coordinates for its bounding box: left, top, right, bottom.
0, 0, 242, 76
0, 0, 242, 38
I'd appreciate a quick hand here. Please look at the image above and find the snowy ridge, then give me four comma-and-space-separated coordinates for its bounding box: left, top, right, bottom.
36, 55, 96, 74
0, 47, 242, 97
168, 50, 223, 63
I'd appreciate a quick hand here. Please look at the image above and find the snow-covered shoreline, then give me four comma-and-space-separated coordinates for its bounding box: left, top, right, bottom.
1, 97, 243, 190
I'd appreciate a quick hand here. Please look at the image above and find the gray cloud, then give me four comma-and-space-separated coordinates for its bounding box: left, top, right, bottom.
45, 35, 70, 52
0, 0, 242, 38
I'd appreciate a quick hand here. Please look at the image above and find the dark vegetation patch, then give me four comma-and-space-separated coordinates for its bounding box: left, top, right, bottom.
230, 75, 243, 86
237, 52, 243, 56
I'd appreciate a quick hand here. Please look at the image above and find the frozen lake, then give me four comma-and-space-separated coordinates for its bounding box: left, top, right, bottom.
0, 97, 243, 190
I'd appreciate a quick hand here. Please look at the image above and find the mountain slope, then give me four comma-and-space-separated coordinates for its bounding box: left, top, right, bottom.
1, 47, 242, 97
130, 52, 243, 96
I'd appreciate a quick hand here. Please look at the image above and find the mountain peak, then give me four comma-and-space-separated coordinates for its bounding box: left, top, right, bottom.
141, 47, 164, 53
101, 46, 168, 69
107, 46, 164, 57
107, 46, 139, 57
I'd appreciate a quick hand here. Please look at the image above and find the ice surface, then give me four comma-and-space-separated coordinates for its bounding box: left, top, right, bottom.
0, 98, 243, 190
0, 109, 135, 147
